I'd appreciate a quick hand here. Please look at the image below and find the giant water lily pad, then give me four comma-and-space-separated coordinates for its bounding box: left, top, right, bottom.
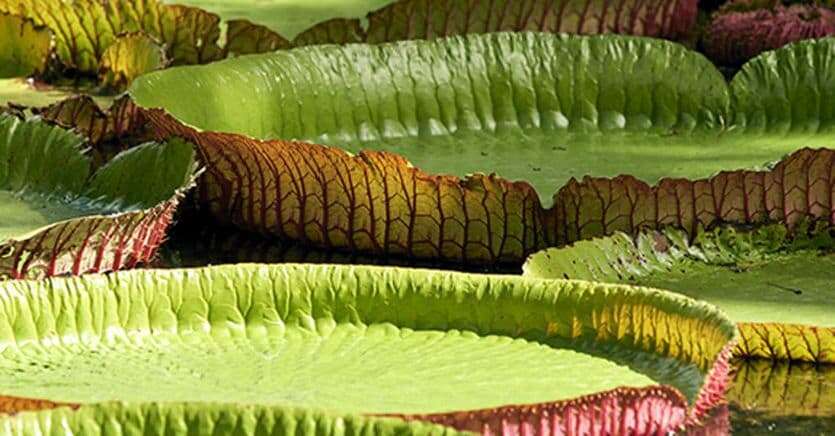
522, 146, 835, 362
523, 223, 835, 362
0, 263, 734, 434
130, 33, 835, 264
0, 403, 465, 436
0, 114, 196, 279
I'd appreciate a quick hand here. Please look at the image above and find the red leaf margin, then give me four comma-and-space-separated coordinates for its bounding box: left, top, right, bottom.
0, 188, 187, 280
0, 343, 734, 435
144, 109, 835, 266
549, 147, 835, 245
397, 344, 734, 435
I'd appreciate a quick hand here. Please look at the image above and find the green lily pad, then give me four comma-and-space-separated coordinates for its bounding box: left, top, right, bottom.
129, 33, 835, 264
131, 33, 732, 198
0, 114, 197, 279
0, 263, 735, 433
1, 403, 465, 436
99, 33, 168, 92
0, 14, 50, 79
132, 33, 835, 197
523, 223, 835, 362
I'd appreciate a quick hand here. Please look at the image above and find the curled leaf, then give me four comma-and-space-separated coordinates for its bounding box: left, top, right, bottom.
1, 403, 464, 435
144, 110, 546, 265
730, 36, 835, 134
523, 222, 835, 362
131, 34, 835, 265
0, 115, 197, 280
704, 5, 835, 66
31, 95, 148, 146
294, 0, 699, 45
549, 148, 835, 245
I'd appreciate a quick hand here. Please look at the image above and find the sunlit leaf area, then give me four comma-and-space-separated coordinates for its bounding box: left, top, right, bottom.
0, 0, 832, 435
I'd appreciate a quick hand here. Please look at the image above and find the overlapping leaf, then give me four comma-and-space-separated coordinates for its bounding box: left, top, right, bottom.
705, 4, 835, 66
131, 34, 835, 265
523, 223, 835, 362
29, 95, 148, 147
0, 115, 197, 279
294, 0, 699, 46
0, 264, 735, 433
144, 112, 545, 264
0, 0, 223, 74
99, 32, 167, 91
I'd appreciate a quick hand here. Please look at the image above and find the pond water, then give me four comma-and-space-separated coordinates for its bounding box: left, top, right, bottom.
725, 360, 834, 435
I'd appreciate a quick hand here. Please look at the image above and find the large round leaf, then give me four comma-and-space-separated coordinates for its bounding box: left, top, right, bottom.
0, 114, 197, 279
130, 33, 835, 264
0, 264, 735, 434
523, 222, 835, 363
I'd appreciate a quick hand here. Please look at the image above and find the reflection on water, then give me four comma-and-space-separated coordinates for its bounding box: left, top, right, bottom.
728, 360, 835, 435
157, 216, 835, 436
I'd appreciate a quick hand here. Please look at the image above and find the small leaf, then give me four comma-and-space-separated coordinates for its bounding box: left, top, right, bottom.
99, 32, 167, 91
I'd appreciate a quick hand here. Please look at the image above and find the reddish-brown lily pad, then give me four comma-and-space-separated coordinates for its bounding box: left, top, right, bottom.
0, 114, 197, 279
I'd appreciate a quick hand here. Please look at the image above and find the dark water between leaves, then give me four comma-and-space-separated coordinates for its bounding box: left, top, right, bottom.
158, 218, 835, 436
